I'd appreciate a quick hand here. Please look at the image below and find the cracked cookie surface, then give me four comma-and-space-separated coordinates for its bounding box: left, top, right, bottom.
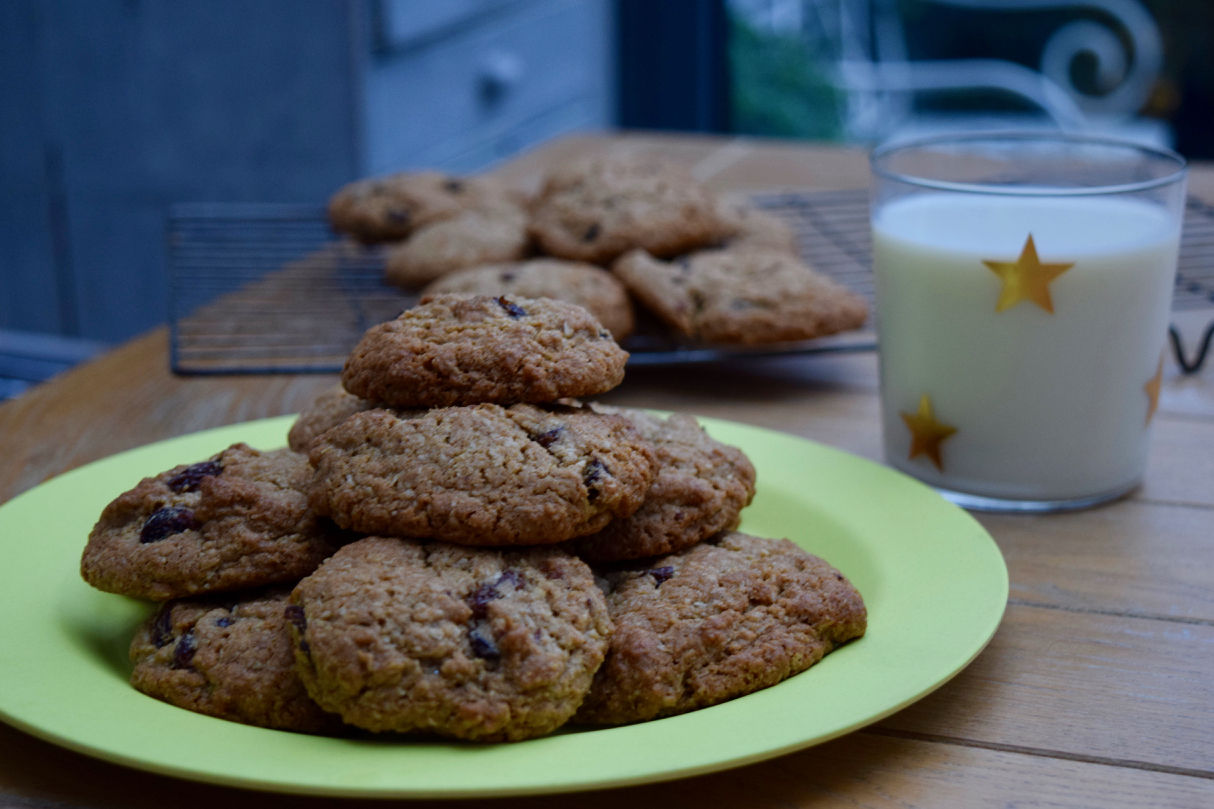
613, 247, 868, 345
81, 444, 342, 600
288, 536, 612, 741
307, 403, 656, 545
565, 407, 756, 562
423, 258, 635, 342
341, 294, 628, 408
573, 532, 866, 725
130, 589, 339, 732
528, 155, 732, 264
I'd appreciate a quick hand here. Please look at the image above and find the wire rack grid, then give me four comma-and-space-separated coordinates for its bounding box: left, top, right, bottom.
168, 191, 1214, 375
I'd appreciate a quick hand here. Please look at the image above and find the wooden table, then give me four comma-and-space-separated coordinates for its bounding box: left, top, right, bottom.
1, 133, 1211, 808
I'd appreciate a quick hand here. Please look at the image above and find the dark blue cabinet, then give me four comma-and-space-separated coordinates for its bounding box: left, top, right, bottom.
0, 0, 614, 347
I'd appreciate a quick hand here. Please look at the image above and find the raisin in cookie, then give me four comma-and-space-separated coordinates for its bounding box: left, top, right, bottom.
341, 294, 627, 408
308, 403, 656, 546
565, 408, 756, 562
613, 247, 868, 345
528, 155, 732, 264
81, 444, 342, 600
423, 258, 635, 341
327, 171, 519, 244
383, 204, 531, 288
573, 532, 867, 725
130, 589, 338, 732
288, 536, 612, 741
287, 384, 381, 453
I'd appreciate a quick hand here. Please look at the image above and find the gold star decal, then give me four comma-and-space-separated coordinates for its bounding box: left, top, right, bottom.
1144, 355, 1163, 425
900, 394, 958, 472
983, 234, 1074, 314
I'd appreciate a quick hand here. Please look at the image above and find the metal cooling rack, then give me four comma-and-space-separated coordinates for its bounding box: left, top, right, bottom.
168, 191, 1214, 375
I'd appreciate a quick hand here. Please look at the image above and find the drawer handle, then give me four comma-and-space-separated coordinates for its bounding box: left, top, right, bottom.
480, 51, 525, 104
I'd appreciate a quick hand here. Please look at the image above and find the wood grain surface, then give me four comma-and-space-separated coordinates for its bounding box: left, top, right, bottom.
0, 132, 1211, 809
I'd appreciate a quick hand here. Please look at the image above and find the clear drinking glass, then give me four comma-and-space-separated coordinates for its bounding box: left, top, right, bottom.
869, 133, 1187, 511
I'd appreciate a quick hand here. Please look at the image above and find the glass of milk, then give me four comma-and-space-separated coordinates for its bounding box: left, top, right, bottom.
870, 134, 1187, 511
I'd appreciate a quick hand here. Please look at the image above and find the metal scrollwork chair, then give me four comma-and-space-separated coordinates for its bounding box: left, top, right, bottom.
794, 0, 1170, 145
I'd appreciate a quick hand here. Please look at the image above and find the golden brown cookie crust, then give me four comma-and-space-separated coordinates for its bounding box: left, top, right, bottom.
565, 408, 756, 562
613, 248, 868, 345
528, 156, 732, 264
307, 403, 657, 545
573, 532, 867, 725
289, 536, 612, 741
422, 258, 635, 341
81, 444, 340, 600
340, 294, 628, 408
287, 384, 381, 453
129, 590, 339, 732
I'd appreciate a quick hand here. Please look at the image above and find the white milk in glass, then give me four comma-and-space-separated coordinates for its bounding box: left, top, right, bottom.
873, 193, 1180, 502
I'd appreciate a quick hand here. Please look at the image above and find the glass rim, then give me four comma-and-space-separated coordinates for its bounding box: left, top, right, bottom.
869, 131, 1188, 197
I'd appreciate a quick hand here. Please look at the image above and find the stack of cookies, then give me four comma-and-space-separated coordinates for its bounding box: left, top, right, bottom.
80, 294, 866, 742
327, 154, 868, 347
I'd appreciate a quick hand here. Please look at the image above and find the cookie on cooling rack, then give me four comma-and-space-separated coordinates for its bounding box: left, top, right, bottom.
528, 155, 733, 265
573, 532, 867, 725
307, 403, 656, 546
613, 247, 868, 345
130, 589, 339, 732
327, 171, 519, 244
383, 203, 531, 288
81, 444, 343, 601
422, 258, 635, 342
340, 294, 628, 408
564, 407, 756, 563
288, 536, 612, 741
715, 198, 800, 255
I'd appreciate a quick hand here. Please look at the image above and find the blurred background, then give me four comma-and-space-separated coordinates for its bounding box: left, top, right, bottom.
2, 0, 1211, 396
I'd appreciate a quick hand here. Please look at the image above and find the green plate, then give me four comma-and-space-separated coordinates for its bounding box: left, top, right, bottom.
0, 415, 1007, 798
